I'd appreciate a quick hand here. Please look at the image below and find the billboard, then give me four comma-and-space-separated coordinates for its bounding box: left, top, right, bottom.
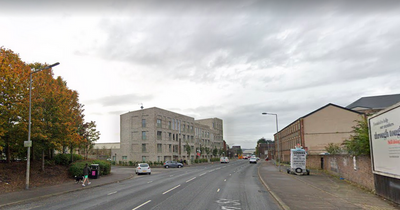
369, 103, 400, 178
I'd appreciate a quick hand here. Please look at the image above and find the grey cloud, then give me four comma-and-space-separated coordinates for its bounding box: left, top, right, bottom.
85, 94, 153, 107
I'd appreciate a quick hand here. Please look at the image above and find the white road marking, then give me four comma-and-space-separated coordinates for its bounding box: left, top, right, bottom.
186, 177, 197, 183
107, 191, 117, 195
132, 200, 151, 210
147, 181, 153, 183
217, 189, 220, 192
224, 179, 226, 182
199, 172, 207, 176
162, 185, 181, 194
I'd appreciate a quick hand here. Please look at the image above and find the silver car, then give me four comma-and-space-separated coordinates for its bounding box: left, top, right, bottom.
136, 163, 151, 175
249, 157, 257, 164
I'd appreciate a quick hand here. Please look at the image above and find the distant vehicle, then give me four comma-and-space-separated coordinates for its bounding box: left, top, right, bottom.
163, 160, 183, 168
220, 157, 229, 163
249, 157, 257, 164
136, 163, 151, 175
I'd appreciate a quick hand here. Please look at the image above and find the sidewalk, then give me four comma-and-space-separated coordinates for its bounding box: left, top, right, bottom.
258, 161, 400, 210
0, 166, 135, 208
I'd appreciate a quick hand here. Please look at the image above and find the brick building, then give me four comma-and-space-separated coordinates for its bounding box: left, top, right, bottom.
274, 103, 363, 162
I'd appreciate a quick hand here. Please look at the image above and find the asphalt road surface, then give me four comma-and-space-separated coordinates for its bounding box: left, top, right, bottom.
4, 160, 281, 210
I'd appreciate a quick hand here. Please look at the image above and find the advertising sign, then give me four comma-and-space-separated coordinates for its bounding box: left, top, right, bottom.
290, 148, 306, 171
369, 103, 400, 178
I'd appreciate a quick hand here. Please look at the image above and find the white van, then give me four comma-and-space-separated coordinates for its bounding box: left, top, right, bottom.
220, 157, 229, 163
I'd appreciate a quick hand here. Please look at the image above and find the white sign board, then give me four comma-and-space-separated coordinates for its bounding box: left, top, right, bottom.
290, 148, 306, 170
369, 104, 400, 178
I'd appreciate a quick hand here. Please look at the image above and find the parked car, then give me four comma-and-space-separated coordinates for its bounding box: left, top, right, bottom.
163, 160, 183, 168
220, 157, 229, 163
136, 163, 151, 175
249, 157, 257, 164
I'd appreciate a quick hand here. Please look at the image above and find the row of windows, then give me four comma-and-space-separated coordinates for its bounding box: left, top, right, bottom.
140, 143, 213, 154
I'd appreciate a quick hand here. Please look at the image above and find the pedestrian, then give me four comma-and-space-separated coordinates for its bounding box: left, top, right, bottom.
82, 163, 91, 187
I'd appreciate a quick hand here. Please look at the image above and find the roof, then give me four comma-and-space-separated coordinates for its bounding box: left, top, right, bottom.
277, 103, 361, 133
346, 94, 400, 110
302, 103, 361, 119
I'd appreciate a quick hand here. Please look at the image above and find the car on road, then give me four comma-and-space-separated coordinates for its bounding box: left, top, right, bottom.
220, 157, 229, 163
163, 160, 183, 168
136, 163, 151, 175
249, 157, 257, 164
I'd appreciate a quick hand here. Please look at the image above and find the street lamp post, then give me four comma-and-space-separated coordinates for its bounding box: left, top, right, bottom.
26, 62, 59, 190
262, 112, 281, 172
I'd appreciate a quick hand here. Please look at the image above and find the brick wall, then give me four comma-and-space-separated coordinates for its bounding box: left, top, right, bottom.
307, 154, 374, 191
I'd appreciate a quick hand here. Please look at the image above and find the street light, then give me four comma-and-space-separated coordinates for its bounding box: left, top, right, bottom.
262, 112, 281, 172
26, 62, 60, 190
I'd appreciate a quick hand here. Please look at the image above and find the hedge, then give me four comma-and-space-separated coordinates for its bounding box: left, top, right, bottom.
69, 160, 111, 177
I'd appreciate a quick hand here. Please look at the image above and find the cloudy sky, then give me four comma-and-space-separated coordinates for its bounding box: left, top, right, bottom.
1, 1, 400, 149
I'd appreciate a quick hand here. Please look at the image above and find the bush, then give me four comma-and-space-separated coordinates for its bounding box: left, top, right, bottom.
54, 154, 84, 166
69, 160, 111, 177
54, 154, 70, 166
92, 160, 111, 175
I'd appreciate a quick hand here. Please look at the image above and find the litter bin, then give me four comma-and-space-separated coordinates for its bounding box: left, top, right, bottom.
89, 164, 100, 179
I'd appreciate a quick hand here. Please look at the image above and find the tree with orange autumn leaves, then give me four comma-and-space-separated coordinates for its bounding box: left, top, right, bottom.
0, 47, 99, 169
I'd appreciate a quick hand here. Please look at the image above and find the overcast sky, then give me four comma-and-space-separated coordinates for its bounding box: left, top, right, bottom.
2, 0, 400, 149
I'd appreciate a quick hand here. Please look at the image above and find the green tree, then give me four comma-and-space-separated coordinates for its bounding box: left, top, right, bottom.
325, 143, 342, 154
342, 117, 370, 156
185, 142, 191, 161
205, 147, 210, 160
80, 121, 100, 160
257, 138, 267, 144
212, 146, 218, 157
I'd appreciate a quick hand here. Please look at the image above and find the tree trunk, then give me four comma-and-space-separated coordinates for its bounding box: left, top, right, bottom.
6, 142, 10, 163
70, 145, 74, 163
41, 150, 45, 172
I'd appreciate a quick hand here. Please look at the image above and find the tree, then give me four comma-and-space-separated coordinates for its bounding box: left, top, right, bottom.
0, 47, 30, 163
257, 138, 267, 144
212, 146, 218, 157
205, 147, 210, 160
185, 142, 191, 161
80, 121, 100, 160
325, 143, 342, 154
342, 117, 370, 156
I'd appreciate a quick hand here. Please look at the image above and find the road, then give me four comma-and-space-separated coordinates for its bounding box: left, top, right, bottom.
4, 160, 280, 210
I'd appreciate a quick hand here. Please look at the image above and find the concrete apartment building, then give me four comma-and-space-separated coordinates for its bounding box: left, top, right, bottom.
274, 103, 363, 162
116, 107, 224, 163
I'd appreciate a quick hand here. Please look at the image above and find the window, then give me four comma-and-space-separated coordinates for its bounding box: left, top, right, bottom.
142, 144, 147, 152
122, 156, 127, 160
169, 144, 172, 152
142, 131, 147, 140
157, 119, 162, 128
168, 121, 172, 129
142, 119, 146, 127
142, 156, 146, 162
157, 144, 162, 153
168, 133, 172, 140
157, 131, 162, 140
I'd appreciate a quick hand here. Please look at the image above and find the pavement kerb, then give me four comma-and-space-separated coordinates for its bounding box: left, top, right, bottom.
257, 162, 290, 210
0, 173, 135, 209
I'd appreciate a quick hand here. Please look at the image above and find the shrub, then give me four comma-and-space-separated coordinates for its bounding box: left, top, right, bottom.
69, 160, 111, 177
92, 160, 111, 175
54, 154, 84, 166
54, 154, 70, 166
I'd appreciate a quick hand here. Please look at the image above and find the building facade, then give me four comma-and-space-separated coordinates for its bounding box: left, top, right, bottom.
274, 103, 363, 162
117, 107, 224, 163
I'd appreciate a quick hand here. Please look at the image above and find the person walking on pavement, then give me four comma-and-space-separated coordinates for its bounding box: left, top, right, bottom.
82, 163, 91, 187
